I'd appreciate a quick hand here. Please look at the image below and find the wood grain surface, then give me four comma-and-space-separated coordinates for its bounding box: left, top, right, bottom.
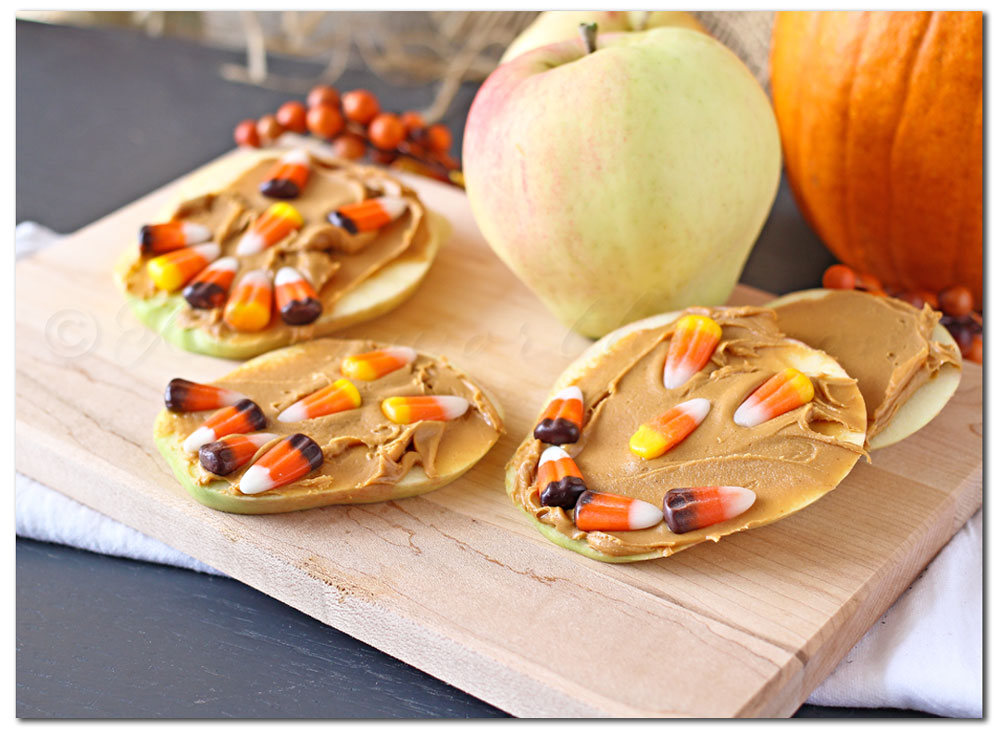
15, 147, 982, 718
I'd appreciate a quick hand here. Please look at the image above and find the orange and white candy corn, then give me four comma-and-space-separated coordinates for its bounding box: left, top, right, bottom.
274, 266, 322, 325
164, 377, 246, 413
663, 486, 756, 534
629, 398, 711, 460
327, 196, 407, 234
199, 432, 278, 476
183, 256, 238, 309
381, 395, 469, 424
734, 367, 815, 428
534, 446, 587, 509
239, 433, 324, 495
236, 202, 304, 255
146, 242, 220, 292
259, 149, 311, 199
340, 346, 417, 381
223, 269, 273, 332
139, 220, 212, 256
183, 399, 267, 453
574, 490, 663, 532
277, 378, 361, 423
533, 386, 584, 446
662, 314, 722, 389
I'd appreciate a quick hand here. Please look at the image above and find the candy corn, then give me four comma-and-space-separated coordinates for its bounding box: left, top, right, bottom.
327, 196, 407, 234
532, 386, 584, 446
259, 149, 311, 199
662, 314, 722, 389
139, 220, 212, 256
146, 242, 220, 292
223, 270, 273, 332
340, 346, 417, 381
164, 378, 246, 413
183, 399, 267, 453
274, 266, 322, 326
239, 433, 324, 494
183, 256, 238, 309
534, 446, 587, 509
733, 368, 815, 428
574, 491, 663, 532
629, 398, 711, 460
199, 432, 278, 476
236, 202, 304, 255
662, 486, 756, 534
277, 379, 361, 422
381, 395, 469, 424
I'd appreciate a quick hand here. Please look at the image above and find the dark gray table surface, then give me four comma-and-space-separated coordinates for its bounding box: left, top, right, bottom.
16, 18, 933, 719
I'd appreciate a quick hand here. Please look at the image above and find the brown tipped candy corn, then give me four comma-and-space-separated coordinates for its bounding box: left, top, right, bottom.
533, 386, 584, 445
574, 491, 663, 532
147, 242, 220, 292
534, 446, 587, 510
381, 395, 469, 424
340, 346, 417, 381
327, 196, 407, 235
662, 314, 722, 389
223, 270, 273, 332
629, 397, 711, 460
259, 149, 311, 199
183, 256, 238, 309
164, 378, 247, 413
277, 378, 361, 422
183, 399, 267, 453
663, 486, 756, 534
239, 433, 324, 495
236, 202, 304, 256
198, 432, 278, 476
274, 266, 322, 326
734, 368, 815, 428
139, 220, 212, 256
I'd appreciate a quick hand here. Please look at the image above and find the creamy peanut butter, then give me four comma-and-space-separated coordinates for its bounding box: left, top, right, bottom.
510, 306, 868, 559
773, 291, 961, 440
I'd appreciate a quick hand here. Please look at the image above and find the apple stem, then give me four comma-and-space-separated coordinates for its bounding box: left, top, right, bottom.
579, 22, 598, 54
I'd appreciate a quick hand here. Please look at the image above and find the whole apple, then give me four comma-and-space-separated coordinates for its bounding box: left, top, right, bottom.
464, 27, 781, 338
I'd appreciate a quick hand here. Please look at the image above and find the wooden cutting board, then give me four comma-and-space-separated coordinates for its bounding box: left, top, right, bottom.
15, 146, 982, 718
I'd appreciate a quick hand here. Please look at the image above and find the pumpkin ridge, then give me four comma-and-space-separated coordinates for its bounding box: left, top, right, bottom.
841, 12, 869, 276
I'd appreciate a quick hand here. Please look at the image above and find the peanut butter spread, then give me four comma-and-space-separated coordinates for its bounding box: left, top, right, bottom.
773, 291, 961, 440
510, 306, 868, 558
123, 154, 432, 340
158, 339, 503, 503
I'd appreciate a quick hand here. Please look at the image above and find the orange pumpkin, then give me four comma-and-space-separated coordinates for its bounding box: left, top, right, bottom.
770, 11, 982, 307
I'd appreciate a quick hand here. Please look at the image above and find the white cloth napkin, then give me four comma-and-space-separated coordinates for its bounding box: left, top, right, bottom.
15, 222, 982, 717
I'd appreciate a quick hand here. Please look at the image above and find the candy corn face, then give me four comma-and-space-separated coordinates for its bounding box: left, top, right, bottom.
199, 432, 278, 476
340, 346, 417, 381
327, 196, 407, 235
662, 486, 756, 534
236, 202, 304, 256
274, 266, 322, 326
381, 395, 469, 424
734, 368, 815, 428
183, 256, 238, 310
574, 491, 663, 532
223, 270, 273, 332
533, 386, 584, 446
534, 446, 587, 509
139, 220, 212, 256
662, 315, 723, 389
239, 433, 324, 495
629, 398, 711, 460
147, 242, 220, 292
277, 378, 361, 422
183, 399, 267, 453
164, 378, 246, 413
259, 149, 311, 199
